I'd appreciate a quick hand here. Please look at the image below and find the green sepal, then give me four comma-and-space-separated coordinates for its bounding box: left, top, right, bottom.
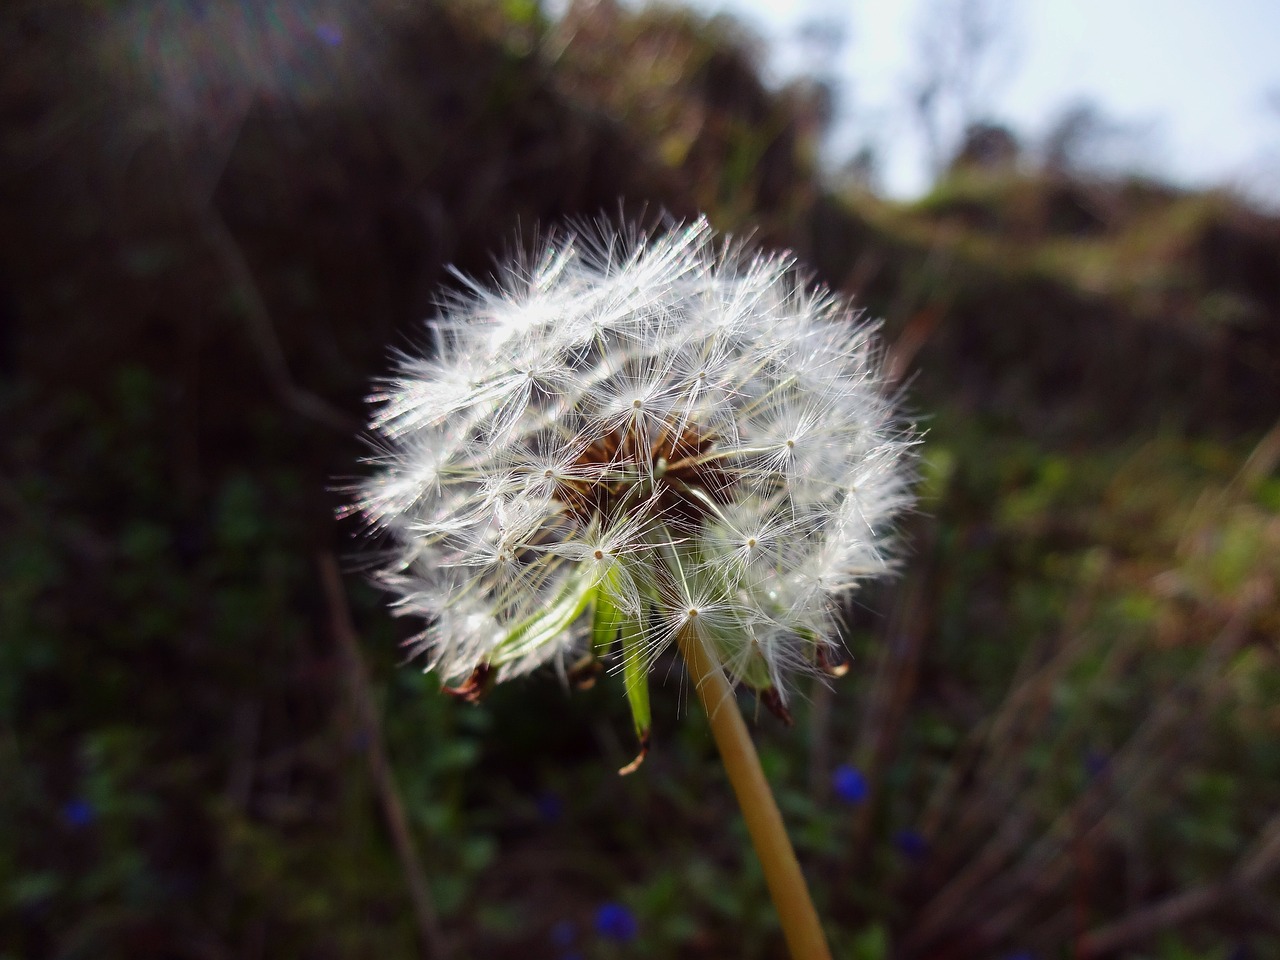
589, 569, 651, 774
591, 567, 627, 658
736, 643, 775, 692
492, 569, 596, 665
619, 608, 651, 754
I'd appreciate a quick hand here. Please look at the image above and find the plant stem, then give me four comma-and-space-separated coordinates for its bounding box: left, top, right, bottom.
677, 629, 834, 960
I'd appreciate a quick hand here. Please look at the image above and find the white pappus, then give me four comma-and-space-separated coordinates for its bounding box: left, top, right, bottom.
353, 216, 915, 749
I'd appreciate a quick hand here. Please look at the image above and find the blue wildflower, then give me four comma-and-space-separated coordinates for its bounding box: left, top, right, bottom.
894, 829, 927, 861
62, 799, 96, 829
595, 902, 638, 942
1084, 750, 1109, 779
549, 920, 576, 948
315, 23, 343, 47
832, 764, 868, 804
536, 790, 564, 824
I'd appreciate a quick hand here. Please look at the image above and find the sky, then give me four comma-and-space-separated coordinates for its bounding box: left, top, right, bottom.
686, 0, 1280, 203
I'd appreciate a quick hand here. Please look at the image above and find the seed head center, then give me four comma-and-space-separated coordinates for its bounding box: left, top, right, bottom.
553, 415, 731, 529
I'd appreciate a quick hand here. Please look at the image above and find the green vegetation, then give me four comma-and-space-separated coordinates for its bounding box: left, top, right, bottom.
2, 1, 1277, 958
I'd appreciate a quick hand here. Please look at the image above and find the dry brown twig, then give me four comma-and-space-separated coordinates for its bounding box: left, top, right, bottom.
1077, 809, 1280, 957
318, 553, 449, 960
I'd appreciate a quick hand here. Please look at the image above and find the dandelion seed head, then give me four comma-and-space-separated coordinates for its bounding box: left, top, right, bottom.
355, 217, 915, 698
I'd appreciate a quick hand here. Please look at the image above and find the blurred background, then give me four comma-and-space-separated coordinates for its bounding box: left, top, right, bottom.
2, 1, 1279, 958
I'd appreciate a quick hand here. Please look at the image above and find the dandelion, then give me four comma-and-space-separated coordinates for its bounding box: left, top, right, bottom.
354, 217, 915, 960
357, 217, 911, 714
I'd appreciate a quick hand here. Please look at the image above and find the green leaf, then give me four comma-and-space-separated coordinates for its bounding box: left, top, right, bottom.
850, 922, 890, 960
